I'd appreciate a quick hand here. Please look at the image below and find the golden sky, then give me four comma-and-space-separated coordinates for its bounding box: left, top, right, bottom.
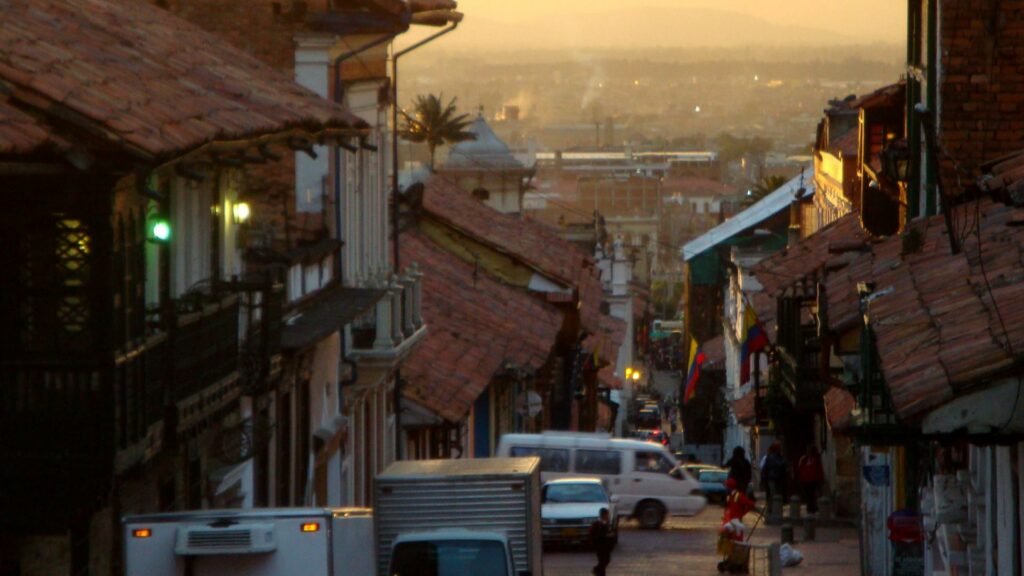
404, 0, 907, 52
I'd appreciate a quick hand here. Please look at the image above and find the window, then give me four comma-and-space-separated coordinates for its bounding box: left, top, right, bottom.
635, 451, 675, 474
510, 446, 569, 472
575, 450, 622, 475
391, 539, 508, 576
543, 483, 608, 504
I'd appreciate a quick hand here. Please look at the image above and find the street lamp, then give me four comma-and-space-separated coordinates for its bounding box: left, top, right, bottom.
148, 215, 171, 243
232, 201, 251, 224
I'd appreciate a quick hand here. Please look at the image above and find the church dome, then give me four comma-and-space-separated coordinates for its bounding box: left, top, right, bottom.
444, 115, 524, 171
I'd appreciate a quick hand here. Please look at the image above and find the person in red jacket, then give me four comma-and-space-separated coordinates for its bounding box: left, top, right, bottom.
797, 445, 825, 514
720, 478, 757, 541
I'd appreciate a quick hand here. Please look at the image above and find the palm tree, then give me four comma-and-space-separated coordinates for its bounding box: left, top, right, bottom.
744, 175, 789, 206
399, 94, 475, 171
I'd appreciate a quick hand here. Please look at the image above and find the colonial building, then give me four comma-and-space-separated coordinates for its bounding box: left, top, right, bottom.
0, 0, 366, 573
398, 176, 626, 457
157, 0, 459, 508
440, 114, 533, 215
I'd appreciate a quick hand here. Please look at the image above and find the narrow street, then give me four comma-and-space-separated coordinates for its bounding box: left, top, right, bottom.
545, 508, 861, 576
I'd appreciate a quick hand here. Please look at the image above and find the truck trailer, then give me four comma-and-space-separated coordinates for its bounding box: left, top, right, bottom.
374, 457, 543, 576
123, 507, 374, 576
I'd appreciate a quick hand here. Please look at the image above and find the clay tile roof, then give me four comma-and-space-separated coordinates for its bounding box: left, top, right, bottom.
830, 129, 859, 158
584, 314, 627, 390
752, 212, 868, 297
400, 230, 563, 422
825, 197, 1024, 420
422, 176, 605, 332
849, 81, 905, 110
0, 96, 67, 155
0, 0, 366, 162
824, 386, 855, 431
980, 149, 1024, 199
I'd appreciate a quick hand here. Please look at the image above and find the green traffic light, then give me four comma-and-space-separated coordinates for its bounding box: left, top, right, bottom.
151, 220, 171, 241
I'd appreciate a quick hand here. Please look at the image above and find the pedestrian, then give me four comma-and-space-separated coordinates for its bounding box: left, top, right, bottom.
761, 441, 787, 503
797, 445, 825, 514
589, 508, 614, 576
724, 446, 753, 496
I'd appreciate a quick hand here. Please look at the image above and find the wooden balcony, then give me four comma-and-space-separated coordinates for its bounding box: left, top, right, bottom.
169, 293, 241, 431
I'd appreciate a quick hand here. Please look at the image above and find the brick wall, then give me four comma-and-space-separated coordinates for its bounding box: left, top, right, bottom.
154, 0, 332, 252
940, 0, 1024, 181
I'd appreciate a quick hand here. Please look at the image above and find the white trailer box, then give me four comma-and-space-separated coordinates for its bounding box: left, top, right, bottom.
374, 458, 543, 576
123, 508, 373, 576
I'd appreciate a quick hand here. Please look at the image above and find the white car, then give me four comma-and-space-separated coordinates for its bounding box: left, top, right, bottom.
498, 432, 707, 529
541, 478, 619, 547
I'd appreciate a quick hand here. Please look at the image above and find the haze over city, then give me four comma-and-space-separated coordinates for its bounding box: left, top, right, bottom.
400, 0, 906, 52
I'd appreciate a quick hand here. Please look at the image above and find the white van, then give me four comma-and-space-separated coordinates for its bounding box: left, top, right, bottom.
496, 432, 706, 529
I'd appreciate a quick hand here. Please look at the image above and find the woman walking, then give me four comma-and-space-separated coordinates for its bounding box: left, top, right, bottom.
797, 446, 825, 514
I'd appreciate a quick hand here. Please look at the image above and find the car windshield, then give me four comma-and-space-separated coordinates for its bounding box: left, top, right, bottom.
390, 539, 508, 576
543, 483, 608, 503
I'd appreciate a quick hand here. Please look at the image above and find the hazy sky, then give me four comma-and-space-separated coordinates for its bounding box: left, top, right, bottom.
403, 0, 907, 52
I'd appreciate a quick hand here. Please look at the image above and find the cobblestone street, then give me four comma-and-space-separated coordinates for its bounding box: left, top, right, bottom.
544, 507, 861, 576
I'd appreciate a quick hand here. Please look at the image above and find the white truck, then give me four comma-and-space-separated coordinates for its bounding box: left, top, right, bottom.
374, 457, 543, 576
122, 457, 542, 576
123, 507, 375, 576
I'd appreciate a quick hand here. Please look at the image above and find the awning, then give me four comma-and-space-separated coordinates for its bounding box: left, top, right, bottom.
281, 287, 387, 350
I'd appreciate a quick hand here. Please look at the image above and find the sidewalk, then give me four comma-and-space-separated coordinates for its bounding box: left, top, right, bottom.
746, 519, 861, 576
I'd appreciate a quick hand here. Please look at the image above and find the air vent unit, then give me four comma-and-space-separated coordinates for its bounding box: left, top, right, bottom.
174, 523, 276, 555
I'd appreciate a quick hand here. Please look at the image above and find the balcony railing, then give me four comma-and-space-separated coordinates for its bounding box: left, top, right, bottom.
170, 294, 240, 403
350, 265, 425, 361
115, 333, 169, 450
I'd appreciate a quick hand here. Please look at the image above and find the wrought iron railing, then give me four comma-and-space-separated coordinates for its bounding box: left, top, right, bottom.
169, 294, 240, 402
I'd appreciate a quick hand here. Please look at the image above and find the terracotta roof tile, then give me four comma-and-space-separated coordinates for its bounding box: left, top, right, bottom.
752, 213, 868, 298
824, 197, 1024, 420
824, 386, 855, 431
0, 0, 366, 161
0, 96, 66, 154
423, 176, 606, 333
830, 128, 859, 158
400, 230, 563, 422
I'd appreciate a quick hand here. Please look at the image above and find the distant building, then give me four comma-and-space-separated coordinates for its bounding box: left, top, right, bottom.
535, 148, 719, 180
440, 115, 533, 215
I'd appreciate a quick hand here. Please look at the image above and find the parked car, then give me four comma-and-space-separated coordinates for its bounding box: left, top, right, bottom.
697, 469, 730, 504
634, 429, 669, 446
541, 478, 619, 547
682, 463, 725, 477
497, 431, 707, 529
635, 408, 660, 428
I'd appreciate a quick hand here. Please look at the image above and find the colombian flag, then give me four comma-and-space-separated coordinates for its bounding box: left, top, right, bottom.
740, 307, 769, 385
683, 337, 705, 405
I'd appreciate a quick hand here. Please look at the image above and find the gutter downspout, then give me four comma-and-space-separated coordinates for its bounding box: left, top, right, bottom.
390, 21, 459, 461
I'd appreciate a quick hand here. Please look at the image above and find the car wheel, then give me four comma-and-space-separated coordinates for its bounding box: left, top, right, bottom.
636, 501, 665, 530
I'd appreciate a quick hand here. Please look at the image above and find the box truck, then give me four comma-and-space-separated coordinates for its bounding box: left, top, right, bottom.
374, 457, 543, 576
123, 507, 374, 576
